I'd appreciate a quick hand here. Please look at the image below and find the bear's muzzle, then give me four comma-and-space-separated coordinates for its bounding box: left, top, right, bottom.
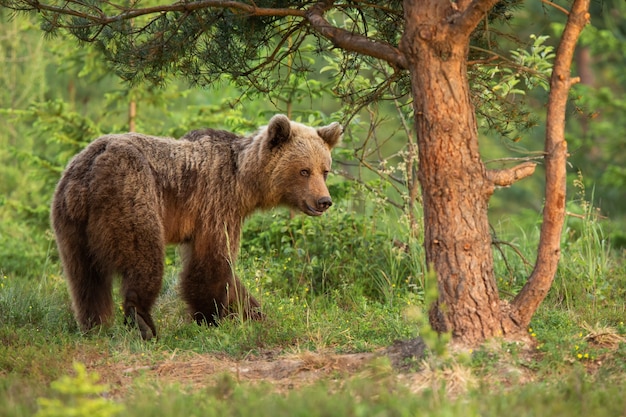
317, 196, 333, 211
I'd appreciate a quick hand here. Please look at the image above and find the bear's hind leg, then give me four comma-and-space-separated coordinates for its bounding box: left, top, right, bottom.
56, 223, 115, 333
121, 261, 163, 340
71, 265, 115, 333
123, 293, 158, 340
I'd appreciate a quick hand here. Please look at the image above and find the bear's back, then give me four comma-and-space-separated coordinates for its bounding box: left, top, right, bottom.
55, 132, 243, 222
180, 128, 240, 143
91, 132, 239, 192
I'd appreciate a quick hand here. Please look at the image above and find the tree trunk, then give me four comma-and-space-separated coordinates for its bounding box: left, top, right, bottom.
400, 0, 503, 344
508, 0, 590, 330
400, 0, 589, 345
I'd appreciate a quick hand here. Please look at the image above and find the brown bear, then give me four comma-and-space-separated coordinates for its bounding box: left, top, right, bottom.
51, 114, 342, 340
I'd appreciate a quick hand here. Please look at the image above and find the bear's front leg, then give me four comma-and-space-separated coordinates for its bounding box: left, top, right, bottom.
180, 248, 262, 325
225, 275, 264, 321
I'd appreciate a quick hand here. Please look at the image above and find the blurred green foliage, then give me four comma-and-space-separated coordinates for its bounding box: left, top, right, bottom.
35, 362, 124, 417
1, 4, 625, 278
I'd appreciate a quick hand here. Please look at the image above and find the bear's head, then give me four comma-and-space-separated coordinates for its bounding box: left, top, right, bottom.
263, 114, 342, 216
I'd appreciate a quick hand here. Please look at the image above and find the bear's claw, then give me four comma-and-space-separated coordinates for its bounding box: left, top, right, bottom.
124, 306, 157, 340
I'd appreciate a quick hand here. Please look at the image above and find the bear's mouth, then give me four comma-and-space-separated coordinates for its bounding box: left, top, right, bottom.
302, 202, 325, 216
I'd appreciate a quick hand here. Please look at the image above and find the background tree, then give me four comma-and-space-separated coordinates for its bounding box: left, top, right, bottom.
0, 0, 591, 345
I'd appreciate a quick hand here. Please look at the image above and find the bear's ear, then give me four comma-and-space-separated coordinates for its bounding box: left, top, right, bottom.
267, 114, 292, 149
317, 122, 342, 149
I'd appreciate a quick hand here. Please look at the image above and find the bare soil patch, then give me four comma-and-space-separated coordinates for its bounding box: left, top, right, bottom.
83, 350, 379, 397
78, 338, 427, 397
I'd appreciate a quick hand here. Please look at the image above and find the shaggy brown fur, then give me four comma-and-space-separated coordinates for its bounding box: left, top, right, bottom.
51, 115, 342, 340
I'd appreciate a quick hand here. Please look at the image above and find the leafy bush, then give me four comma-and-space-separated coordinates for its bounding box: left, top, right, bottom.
240, 189, 425, 304
0, 220, 51, 278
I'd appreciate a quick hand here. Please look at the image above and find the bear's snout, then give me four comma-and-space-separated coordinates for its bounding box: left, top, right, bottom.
317, 196, 333, 211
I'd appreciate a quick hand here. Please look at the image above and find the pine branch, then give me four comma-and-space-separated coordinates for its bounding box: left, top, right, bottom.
305, 2, 408, 69
452, 0, 502, 37
486, 162, 537, 187
8, 0, 305, 27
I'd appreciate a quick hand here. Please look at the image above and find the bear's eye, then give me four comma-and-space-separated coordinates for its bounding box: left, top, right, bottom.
300, 169, 310, 177
323, 170, 329, 180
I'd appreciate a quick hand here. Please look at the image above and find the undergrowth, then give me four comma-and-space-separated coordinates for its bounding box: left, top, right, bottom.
1, 193, 625, 417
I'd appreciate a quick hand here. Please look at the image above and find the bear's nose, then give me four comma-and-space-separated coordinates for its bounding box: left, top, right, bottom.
317, 197, 333, 211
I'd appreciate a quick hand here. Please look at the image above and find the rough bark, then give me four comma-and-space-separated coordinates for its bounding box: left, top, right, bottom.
400, 0, 504, 343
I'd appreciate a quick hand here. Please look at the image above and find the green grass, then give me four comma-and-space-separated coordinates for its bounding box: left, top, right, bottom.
1, 200, 625, 417
115, 372, 626, 417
